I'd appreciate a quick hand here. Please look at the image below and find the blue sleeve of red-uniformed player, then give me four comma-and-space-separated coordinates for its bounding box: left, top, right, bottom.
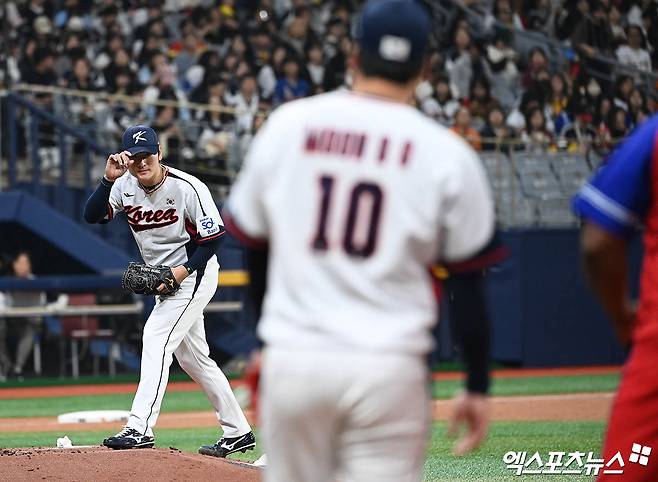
573, 116, 658, 236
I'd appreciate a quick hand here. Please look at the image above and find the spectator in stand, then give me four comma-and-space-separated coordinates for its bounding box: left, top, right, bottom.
189, 51, 223, 103
522, 47, 549, 89
608, 5, 627, 48
593, 96, 614, 152
21, 45, 56, 87
274, 57, 310, 105
522, 107, 554, 152
520, 67, 551, 115
55, 30, 87, 79
521, 0, 552, 33
481, 105, 514, 152
570, 0, 614, 62
628, 87, 648, 127
420, 76, 460, 126
226, 74, 261, 135
305, 43, 325, 94
450, 106, 482, 151
484, 29, 519, 109
545, 72, 572, 135
445, 26, 474, 100
554, 0, 588, 42
198, 81, 234, 167
616, 25, 653, 72
18, 0, 55, 28
102, 48, 134, 92
152, 105, 182, 164
173, 32, 203, 90
66, 57, 97, 92
613, 74, 635, 111
323, 35, 352, 91
249, 27, 274, 70
467, 76, 499, 131
489, 0, 525, 31
65, 57, 99, 124
258, 44, 289, 100
608, 106, 629, 141
94, 33, 126, 73
0, 252, 46, 382
281, 5, 314, 57
4, 0, 658, 185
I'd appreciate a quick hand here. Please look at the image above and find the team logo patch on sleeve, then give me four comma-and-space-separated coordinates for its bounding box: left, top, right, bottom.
196, 215, 220, 238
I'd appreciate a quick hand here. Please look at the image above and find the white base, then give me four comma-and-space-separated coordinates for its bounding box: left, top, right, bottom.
253, 453, 268, 467
57, 410, 130, 424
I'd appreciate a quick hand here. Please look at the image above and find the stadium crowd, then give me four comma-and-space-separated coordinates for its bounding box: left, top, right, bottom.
1, 0, 657, 169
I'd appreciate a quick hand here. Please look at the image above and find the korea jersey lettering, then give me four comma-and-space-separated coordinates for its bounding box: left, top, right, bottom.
101, 166, 224, 267
226, 91, 495, 355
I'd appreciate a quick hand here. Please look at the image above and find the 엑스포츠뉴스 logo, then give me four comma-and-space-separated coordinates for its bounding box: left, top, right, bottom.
132, 130, 147, 144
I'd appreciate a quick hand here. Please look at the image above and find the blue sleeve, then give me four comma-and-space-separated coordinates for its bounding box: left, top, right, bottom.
183, 237, 221, 273
573, 116, 658, 236
83, 178, 113, 224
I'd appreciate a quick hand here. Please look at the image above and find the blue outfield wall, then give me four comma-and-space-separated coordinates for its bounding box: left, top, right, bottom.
0, 187, 641, 366
436, 229, 642, 367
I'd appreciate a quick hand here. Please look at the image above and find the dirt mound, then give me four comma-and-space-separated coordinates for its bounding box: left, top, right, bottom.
0, 446, 262, 481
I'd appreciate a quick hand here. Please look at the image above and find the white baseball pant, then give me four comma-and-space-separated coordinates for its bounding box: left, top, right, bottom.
261, 347, 430, 482
127, 256, 251, 437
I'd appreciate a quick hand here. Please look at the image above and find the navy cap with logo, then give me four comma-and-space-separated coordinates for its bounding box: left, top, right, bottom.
121, 125, 159, 156
354, 0, 432, 70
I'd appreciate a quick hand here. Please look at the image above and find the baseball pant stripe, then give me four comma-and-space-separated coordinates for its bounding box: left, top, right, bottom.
142, 273, 202, 434
143, 296, 194, 435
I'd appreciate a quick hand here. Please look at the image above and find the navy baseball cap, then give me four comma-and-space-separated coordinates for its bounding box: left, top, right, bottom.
354, 0, 432, 68
121, 125, 159, 156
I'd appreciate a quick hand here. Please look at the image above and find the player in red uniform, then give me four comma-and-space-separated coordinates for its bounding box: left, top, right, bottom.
574, 114, 658, 481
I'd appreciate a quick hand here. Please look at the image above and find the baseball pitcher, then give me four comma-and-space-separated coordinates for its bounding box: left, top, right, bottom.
83, 125, 255, 457
224, 1, 504, 481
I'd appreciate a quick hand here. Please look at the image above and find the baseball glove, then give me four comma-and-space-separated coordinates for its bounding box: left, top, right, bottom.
121, 262, 181, 296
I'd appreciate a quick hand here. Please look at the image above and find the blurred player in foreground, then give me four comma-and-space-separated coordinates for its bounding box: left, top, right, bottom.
224, 1, 504, 480
83, 126, 254, 456
574, 114, 658, 481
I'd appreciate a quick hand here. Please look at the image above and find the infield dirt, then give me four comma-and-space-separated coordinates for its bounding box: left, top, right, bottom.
0, 446, 261, 482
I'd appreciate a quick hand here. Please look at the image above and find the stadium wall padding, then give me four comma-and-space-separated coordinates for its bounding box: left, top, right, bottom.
0, 189, 640, 367
0, 191, 130, 273
436, 229, 640, 367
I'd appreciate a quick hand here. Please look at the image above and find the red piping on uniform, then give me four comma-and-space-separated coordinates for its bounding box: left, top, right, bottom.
185, 219, 197, 236
444, 246, 509, 273
222, 211, 268, 250
197, 230, 225, 244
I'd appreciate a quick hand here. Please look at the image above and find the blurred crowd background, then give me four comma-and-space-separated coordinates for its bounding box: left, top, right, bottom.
1, 0, 657, 173
1, 0, 654, 379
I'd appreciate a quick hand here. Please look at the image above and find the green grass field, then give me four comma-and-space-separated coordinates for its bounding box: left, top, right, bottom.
0, 372, 616, 481
0, 422, 605, 481
0, 373, 619, 418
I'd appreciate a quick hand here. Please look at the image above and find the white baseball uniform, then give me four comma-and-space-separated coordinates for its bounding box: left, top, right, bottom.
103, 166, 251, 438
226, 91, 495, 481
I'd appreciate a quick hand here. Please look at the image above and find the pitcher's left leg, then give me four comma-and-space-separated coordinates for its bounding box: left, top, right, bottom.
175, 315, 252, 438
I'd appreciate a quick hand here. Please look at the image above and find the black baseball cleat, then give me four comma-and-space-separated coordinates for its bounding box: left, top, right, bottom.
198, 431, 256, 458
102, 426, 155, 450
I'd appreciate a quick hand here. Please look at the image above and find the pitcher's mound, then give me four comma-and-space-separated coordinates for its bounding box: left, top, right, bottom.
0, 446, 262, 481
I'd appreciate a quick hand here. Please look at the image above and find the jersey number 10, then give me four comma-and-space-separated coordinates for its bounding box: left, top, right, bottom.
312, 175, 383, 258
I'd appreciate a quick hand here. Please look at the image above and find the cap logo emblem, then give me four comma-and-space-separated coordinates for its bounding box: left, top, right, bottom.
379, 35, 411, 62
133, 130, 147, 143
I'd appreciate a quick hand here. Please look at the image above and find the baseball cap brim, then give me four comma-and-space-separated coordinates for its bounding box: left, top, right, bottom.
125, 145, 159, 156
